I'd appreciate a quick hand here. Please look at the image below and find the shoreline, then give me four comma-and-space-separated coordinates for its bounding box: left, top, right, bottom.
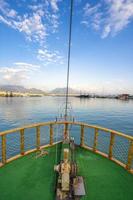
0, 93, 133, 100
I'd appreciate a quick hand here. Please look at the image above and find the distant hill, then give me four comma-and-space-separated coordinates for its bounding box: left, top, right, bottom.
0, 85, 80, 95
28, 88, 46, 94
0, 85, 45, 94
0, 85, 27, 92
50, 87, 80, 94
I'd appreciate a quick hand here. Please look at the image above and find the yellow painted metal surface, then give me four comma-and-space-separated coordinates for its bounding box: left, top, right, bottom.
0, 121, 133, 173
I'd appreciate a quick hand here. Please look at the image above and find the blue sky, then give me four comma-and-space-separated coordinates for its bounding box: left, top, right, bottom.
0, 0, 133, 94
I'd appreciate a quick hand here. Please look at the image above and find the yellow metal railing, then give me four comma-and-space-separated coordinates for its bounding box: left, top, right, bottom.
0, 121, 133, 173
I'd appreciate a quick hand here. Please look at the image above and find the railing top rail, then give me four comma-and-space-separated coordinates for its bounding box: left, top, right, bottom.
0, 121, 133, 141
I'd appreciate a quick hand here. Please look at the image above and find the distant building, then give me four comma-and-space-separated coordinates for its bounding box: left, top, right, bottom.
118, 94, 129, 100
5, 92, 8, 97
9, 91, 13, 97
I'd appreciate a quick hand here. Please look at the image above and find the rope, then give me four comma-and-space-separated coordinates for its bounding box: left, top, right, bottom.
65, 0, 74, 120
55, 0, 74, 164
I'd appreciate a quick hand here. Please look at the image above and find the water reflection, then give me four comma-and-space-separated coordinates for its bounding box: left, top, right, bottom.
0, 96, 133, 135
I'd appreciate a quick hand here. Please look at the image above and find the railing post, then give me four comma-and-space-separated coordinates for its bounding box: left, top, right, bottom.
36, 126, 40, 150
2, 135, 6, 165
80, 125, 84, 147
126, 140, 133, 171
50, 124, 53, 145
109, 132, 115, 160
20, 129, 25, 155
93, 128, 98, 152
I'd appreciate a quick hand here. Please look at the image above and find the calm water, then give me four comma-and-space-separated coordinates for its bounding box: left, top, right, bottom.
0, 96, 133, 136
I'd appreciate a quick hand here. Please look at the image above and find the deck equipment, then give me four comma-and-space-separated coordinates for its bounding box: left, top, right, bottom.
54, 136, 86, 200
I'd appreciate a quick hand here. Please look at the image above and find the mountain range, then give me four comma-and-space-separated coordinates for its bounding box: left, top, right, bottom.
51, 87, 80, 94
0, 85, 45, 94
0, 85, 80, 94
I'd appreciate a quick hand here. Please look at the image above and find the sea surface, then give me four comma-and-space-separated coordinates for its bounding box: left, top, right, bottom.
0, 96, 133, 135
0, 96, 133, 165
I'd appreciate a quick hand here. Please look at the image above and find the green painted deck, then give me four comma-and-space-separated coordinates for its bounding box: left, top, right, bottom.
0, 144, 133, 200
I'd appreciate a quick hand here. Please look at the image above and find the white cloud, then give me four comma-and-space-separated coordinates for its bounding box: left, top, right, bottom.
102, 0, 133, 38
0, 0, 61, 43
83, 3, 101, 16
14, 62, 40, 70
8, 9, 17, 18
0, 0, 17, 18
50, 14, 59, 31
0, 12, 47, 43
0, 15, 12, 26
49, 0, 59, 12
15, 13, 47, 42
82, 0, 133, 38
37, 49, 63, 65
80, 20, 89, 27
0, 62, 40, 84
